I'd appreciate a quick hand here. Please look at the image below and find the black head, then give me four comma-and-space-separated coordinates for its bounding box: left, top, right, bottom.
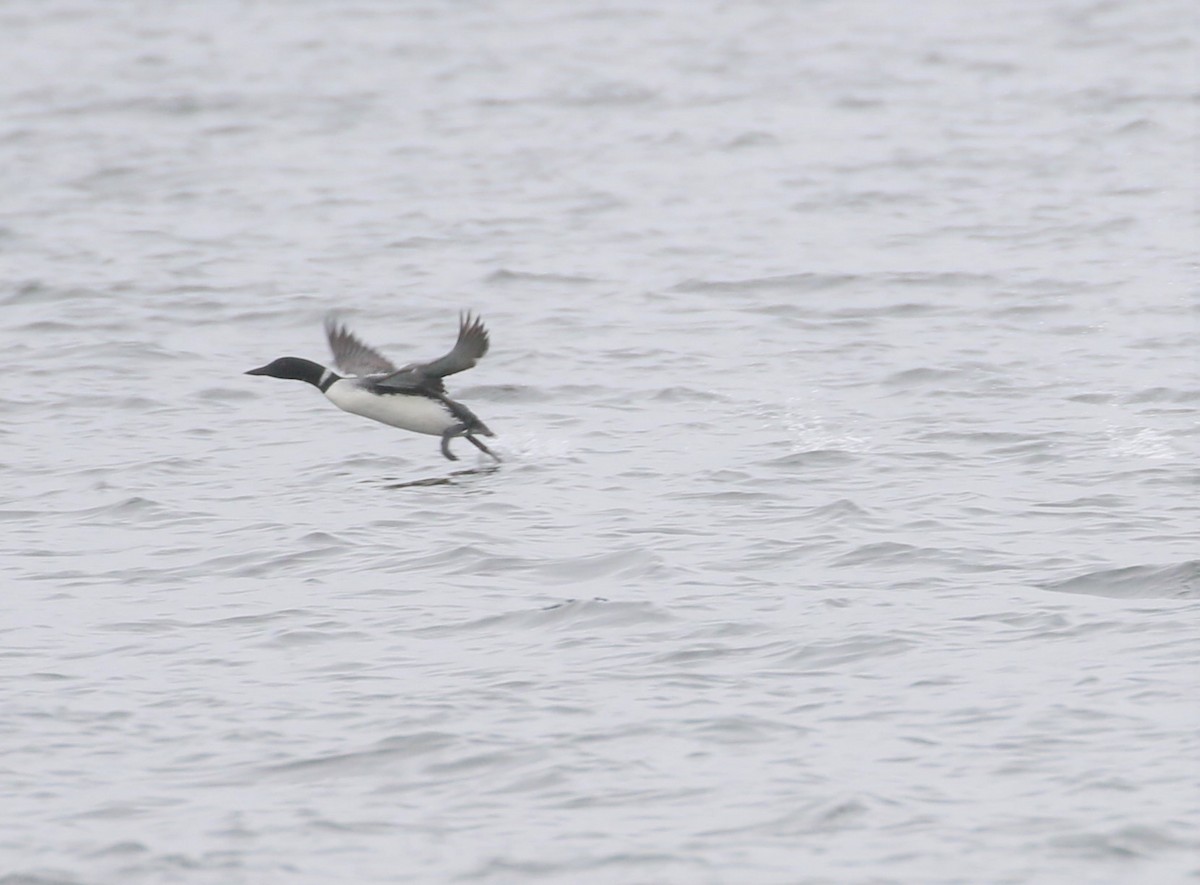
245, 356, 329, 388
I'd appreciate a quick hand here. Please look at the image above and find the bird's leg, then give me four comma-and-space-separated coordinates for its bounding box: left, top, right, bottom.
466, 433, 502, 462
440, 424, 466, 461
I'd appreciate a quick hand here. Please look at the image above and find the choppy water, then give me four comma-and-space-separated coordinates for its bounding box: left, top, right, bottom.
3, 1, 1197, 882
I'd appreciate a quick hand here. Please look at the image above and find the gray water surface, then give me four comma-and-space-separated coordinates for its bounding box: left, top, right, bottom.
3, 1, 1198, 882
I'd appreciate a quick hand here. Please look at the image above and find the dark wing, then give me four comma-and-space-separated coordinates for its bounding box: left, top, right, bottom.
417, 311, 490, 379
324, 314, 398, 376
377, 312, 490, 390
368, 366, 436, 395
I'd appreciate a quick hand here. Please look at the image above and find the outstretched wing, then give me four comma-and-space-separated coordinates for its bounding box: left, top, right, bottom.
325, 314, 398, 376
377, 312, 490, 389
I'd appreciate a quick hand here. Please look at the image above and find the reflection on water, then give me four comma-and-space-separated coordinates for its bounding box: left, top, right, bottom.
378, 465, 503, 489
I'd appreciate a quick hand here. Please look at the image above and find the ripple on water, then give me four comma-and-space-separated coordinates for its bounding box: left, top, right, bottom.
1040, 560, 1200, 599
257, 731, 460, 781
761, 449, 862, 468
422, 599, 676, 635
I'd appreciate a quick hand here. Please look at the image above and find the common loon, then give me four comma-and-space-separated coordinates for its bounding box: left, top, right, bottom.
246, 312, 500, 462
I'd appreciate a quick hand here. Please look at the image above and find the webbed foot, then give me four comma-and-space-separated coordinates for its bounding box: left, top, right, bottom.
466, 433, 502, 462
440, 424, 466, 461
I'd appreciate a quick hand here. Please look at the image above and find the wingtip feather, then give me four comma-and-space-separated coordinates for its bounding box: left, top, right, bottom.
457, 310, 490, 358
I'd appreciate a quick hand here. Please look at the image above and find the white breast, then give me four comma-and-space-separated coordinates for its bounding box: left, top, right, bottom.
324, 380, 457, 436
